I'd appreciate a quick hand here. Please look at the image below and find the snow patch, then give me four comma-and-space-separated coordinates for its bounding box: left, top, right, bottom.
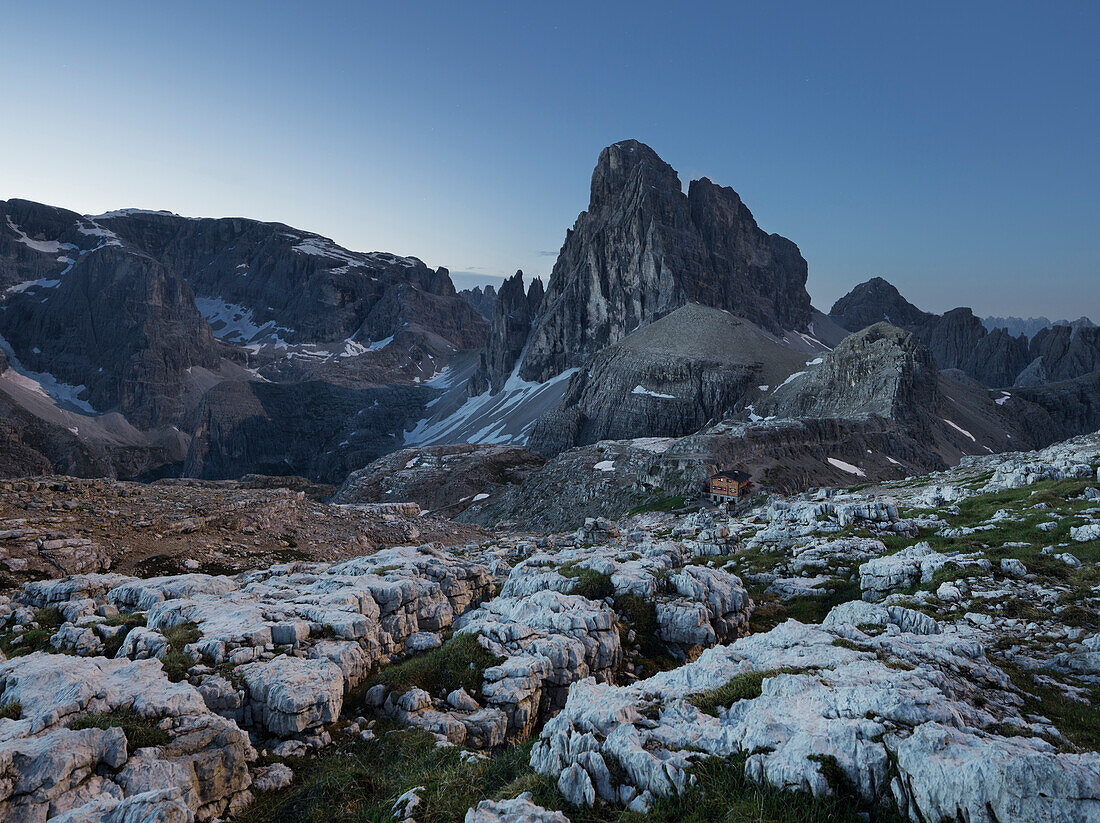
0, 333, 95, 413
593, 460, 616, 472
5, 217, 65, 254
942, 418, 976, 442
774, 371, 806, 391
194, 297, 293, 345
404, 362, 577, 447
631, 385, 677, 399
827, 457, 866, 477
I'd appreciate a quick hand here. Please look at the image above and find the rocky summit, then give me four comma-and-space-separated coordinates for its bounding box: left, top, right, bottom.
1, 431, 1098, 822
515, 140, 814, 383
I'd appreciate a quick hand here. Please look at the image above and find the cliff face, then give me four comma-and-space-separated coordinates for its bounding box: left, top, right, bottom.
516, 140, 813, 382
0, 240, 220, 428
184, 379, 429, 483
1027, 326, 1100, 384
470, 272, 544, 394
96, 210, 487, 350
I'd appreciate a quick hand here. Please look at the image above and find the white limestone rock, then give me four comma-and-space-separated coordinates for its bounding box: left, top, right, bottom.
1071, 523, 1100, 542
238, 656, 344, 737
465, 793, 570, 823
116, 627, 170, 660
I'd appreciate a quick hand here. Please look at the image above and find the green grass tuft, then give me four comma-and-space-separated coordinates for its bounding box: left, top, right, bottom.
159, 622, 200, 682
559, 563, 616, 601
0, 701, 22, 720
688, 669, 803, 717
70, 707, 170, 749
628, 494, 687, 515
0, 607, 64, 658
239, 723, 894, 823
364, 633, 503, 699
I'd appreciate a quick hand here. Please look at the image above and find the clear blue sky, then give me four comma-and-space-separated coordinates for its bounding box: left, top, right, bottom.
2, 1, 1096, 318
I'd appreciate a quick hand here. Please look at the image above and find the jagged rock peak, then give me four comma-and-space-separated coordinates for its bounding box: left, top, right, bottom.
588, 139, 683, 212
517, 140, 813, 382
470, 271, 546, 395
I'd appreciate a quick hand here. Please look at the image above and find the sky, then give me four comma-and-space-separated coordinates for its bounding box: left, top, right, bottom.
1, 1, 1097, 319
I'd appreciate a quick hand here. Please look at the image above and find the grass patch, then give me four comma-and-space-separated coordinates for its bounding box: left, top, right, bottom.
364, 633, 503, 699
159, 622, 200, 682
0, 607, 64, 658
688, 669, 802, 717
559, 563, 615, 601
996, 659, 1100, 752
240, 723, 892, 823
628, 494, 687, 515
749, 578, 863, 633
0, 701, 21, 720
238, 725, 534, 823
70, 707, 170, 749
101, 612, 147, 658
512, 752, 897, 823
613, 594, 679, 678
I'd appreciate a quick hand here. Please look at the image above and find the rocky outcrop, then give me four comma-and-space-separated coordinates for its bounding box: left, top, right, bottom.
528, 304, 808, 455
908, 308, 1030, 388
0, 652, 255, 822
829, 278, 1089, 388
356, 281, 489, 351
517, 140, 813, 382
529, 604, 1100, 821
1027, 325, 1100, 384
458, 284, 498, 319
757, 323, 938, 424
1005, 371, 1100, 444
471, 272, 544, 394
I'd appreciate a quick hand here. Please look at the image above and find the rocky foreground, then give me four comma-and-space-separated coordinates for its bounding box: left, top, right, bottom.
0, 434, 1098, 821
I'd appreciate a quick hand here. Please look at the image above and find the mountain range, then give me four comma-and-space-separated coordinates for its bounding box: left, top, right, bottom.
2, 140, 1098, 523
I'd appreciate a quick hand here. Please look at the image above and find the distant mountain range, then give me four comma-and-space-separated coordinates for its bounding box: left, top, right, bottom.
981, 315, 1095, 339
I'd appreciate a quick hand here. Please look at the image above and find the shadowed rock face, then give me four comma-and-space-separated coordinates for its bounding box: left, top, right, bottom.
517, 140, 813, 382
95, 209, 487, 349
1027, 325, 1100, 384
471, 272, 544, 394
0, 199, 493, 480
458, 285, 498, 319
828, 277, 934, 333
0, 240, 221, 428
184, 380, 431, 483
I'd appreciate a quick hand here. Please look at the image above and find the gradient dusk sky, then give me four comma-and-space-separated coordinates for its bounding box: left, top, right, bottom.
1, 1, 1096, 319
